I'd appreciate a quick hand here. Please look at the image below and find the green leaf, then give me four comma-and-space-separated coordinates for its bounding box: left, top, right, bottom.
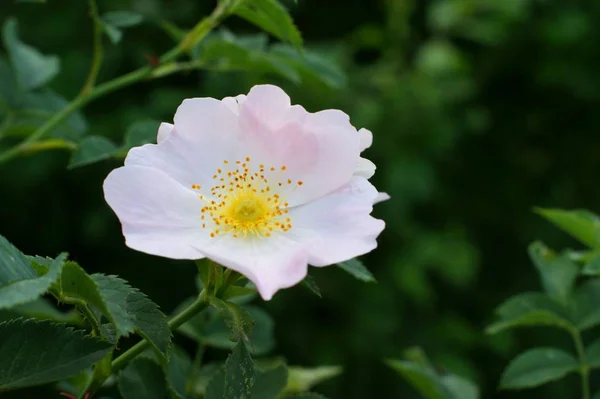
102, 11, 143, 27
177, 300, 273, 355
0, 233, 37, 283
572, 279, 600, 330
224, 340, 256, 399
3, 90, 88, 140
68, 136, 118, 168
582, 253, 600, 276
385, 359, 446, 399
536, 208, 600, 248
167, 347, 194, 399
485, 292, 574, 335
101, 23, 123, 45
269, 44, 346, 89
210, 297, 255, 344
100, 12, 143, 45
118, 358, 168, 399
93, 274, 171, 360
586, 338, 600, 368
2, 18, 59, 90
286, 395, 330, 399
56, 261, 113, 326
284, 366, 342, 393
337, 258, 376, 283
528, 241, 579, 303
252, 363, 288, 399
123, 120, 161, 149
222, 285, 258, 302
0, 297, 80, 325
500, 348, 578, 389
205, 367, 226, 399
301, 274, 321, 297
232, 0, 302, 48
0, 237, 67, 309
440, 375, 479, 399
0, 318, 112, 390
197, 31, 300, 83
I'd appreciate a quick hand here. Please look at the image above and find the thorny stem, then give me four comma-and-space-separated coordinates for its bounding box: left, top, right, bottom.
0, 2, 230, 166
571, 328, 590, 399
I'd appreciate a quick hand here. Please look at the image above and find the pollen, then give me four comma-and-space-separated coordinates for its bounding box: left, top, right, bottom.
191, 157, 301, 239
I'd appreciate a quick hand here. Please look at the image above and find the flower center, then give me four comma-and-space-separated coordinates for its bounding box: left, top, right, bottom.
191, 157, 303, 239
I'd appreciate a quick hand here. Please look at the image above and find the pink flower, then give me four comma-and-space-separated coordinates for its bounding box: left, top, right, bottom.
104, 85, 386, 300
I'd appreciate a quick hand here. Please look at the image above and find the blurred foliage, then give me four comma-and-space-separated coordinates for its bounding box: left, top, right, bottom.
2, 0, 600, 398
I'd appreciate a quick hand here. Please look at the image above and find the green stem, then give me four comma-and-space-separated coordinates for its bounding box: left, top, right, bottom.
0, 3, 228, 166
571, 329, 590, 399
76, 290, 209, 399
111, 290, 209, 373
63, 297, 101, 336
81, 0, 104, 95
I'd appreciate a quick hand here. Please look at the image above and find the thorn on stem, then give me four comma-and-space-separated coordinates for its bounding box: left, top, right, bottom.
144, 53, 160, 67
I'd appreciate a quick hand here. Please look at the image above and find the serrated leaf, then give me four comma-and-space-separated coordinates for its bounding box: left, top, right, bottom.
57, 261, 114, 329
232, 0, 302, 48
301, 274, 321, 297
0, 237, 67, 309
2, 18, 59, 90
68, 136, 117, 168
210, 297, 255, 344
536, 208, 600, 248
528, 241, 579, 304
0, 318, 112, 390
285, 366, 342, 393
177, 300, 272, 355
252, 363, 288, 399
337, 258, 376, 283
0, 233, 37, 283
0, 297, 81, 325
123, 120, 161, 149
500, 348, 578, 389
385, 360, 446, 399
224, 340, 256, 399
93, 274, 171, 359
485, 292, 574, 335
573, 279, 600, 330
102, 11, 143, 27
118, 357, 168, 399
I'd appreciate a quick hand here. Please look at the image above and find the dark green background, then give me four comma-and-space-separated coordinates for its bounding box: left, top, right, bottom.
2, 0, 600, 398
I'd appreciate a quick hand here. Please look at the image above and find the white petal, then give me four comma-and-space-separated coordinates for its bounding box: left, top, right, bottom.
103, 165, 208, 259
125, 99, 245, 190
157, 122, 174, 144
197, 235, 308, 300
287, 177, 385, 266
234, 86, 361, 206
222, 94, 247, 115
374, 192, 391, 204
354, 157, 376, 179
359, 128, 373, 151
